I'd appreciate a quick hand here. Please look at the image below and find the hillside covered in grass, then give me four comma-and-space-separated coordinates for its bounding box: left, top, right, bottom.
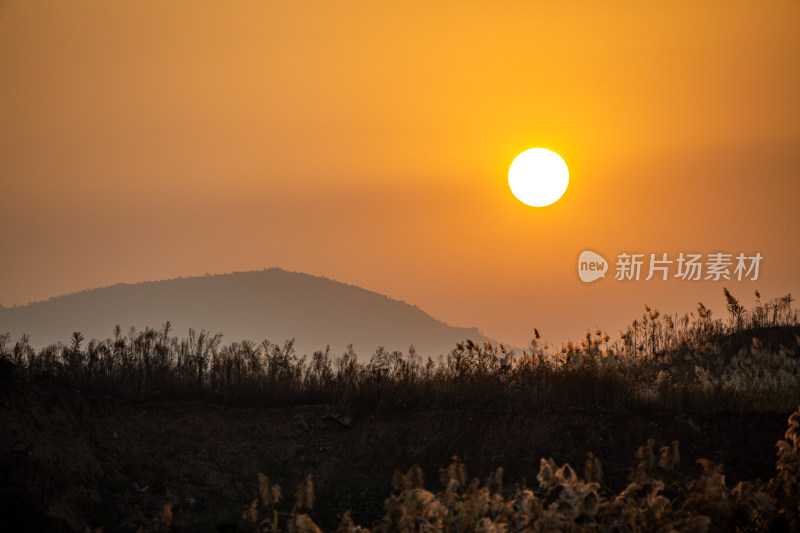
1, 289, 799, 531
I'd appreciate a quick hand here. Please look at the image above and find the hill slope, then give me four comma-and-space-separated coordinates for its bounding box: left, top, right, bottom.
0, 268, 487, 358
0, 370, 789, 532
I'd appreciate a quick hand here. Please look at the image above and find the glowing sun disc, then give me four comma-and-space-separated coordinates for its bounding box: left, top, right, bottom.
508, 148, 569, 207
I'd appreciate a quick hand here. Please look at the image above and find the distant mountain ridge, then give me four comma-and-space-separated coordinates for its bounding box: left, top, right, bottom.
0, 268, 492, 358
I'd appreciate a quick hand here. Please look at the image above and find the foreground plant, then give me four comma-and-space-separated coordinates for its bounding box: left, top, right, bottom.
235, 404, 800, 533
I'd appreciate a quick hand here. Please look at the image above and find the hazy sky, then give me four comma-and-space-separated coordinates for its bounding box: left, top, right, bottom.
1, 0, 799, 348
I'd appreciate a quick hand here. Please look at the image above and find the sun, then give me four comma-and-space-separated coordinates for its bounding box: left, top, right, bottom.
508, 148, 569, 207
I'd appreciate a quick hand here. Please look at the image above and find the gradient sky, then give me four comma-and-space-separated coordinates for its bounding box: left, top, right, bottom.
1, 0, 799, 349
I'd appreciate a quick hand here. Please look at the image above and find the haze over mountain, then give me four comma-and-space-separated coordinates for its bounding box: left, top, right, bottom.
0, 268, 493, 358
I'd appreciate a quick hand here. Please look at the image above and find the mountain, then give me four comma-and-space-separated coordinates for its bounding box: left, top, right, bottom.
0, 268, 490, 358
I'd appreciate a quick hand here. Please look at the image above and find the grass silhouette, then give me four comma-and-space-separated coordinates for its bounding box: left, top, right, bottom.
2, 288, 798, 413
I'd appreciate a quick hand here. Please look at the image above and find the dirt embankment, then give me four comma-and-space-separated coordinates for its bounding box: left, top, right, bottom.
0, 373, 791, 532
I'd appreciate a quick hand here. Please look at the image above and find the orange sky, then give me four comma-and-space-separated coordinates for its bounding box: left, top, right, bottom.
1, 0, 799, 349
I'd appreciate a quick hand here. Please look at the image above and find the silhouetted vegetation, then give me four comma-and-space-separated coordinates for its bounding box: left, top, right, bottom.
235, 405, 800, 532
2, 289, 798, 413
3, 289, 800, 531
